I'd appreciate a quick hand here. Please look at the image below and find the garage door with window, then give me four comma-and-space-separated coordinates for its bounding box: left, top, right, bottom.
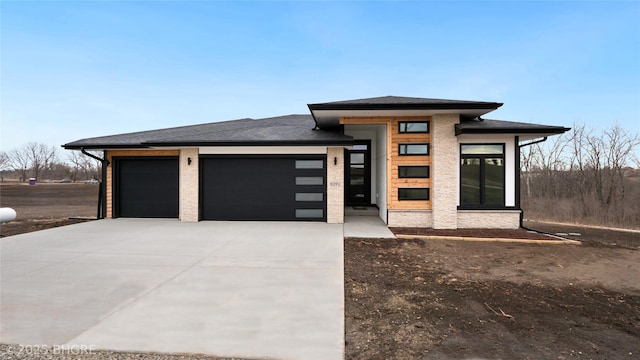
114, 157, 179, 218
200, 156, 326, 221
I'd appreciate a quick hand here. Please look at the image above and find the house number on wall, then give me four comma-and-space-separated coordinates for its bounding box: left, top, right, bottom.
330, 181, 341, 187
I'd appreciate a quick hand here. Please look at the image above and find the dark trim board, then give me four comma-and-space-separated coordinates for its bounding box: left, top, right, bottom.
199, 155, 327, 221
143, 140, 354, 147
113, 157, 179, 218
515, 136, 521, 209
455, 120, 570, 136
309, 102, 502, 111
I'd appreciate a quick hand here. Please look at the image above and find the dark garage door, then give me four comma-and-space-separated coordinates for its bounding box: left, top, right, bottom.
200, 156, 326, 221
115, 157, 179, 218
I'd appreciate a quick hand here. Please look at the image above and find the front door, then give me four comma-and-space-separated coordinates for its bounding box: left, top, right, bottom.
345, 141, 371, 205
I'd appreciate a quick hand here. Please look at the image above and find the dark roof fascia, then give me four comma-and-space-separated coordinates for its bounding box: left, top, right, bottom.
141, 140, 355, 147
308, 102, 503, 111
65, 141, 355, 150
455, 124, 571, 136
62, 144, 151, 150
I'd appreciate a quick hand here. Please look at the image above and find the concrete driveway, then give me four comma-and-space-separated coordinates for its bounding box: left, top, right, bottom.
1, 219, 344, 360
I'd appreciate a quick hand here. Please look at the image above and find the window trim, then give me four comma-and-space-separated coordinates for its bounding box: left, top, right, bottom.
398, 165, 430, 179
398, 188, 430, 201
399, 121, 430, 134
398, 143, 430, 156
459, 143, 506, 209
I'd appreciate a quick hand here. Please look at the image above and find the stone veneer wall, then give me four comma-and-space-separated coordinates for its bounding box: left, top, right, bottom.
457, 210, 521, 229
388, 210, 433, 227
326, 147, 344, 224
431, 114, 459, 229
179, 148, 199, 222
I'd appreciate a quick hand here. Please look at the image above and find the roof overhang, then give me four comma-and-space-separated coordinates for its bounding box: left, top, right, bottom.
308, 100, 502, 129
63, 144, 150, 150
63, 139, 354, 150
141, 139, 354, 147
455, 119, 570, 137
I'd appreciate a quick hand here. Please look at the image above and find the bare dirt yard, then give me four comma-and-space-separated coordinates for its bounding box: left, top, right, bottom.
0, 183, 97, 237
345, 235, 640, 360
2, 183, 639, 359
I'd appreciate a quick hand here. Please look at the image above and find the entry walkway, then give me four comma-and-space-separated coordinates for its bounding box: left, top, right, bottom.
1, 219, 344, 360
344, 215, 396, 238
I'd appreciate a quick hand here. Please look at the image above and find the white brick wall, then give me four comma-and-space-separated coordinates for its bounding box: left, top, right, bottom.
388, 210, 433, 227
326, 147, 344, 224
179, 148, 199, 222
457, 210, 521, 229
431, 114, 459, 229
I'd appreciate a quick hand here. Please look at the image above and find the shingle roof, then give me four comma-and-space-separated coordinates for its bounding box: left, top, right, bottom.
308, 96, 503, 110
455, 118, 570, 135
63, 115, 354, 149
63, 97, 569, 150
307, 96, 504, 129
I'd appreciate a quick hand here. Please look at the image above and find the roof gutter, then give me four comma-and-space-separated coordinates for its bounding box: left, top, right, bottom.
64, 144, 150, 150
518, 137, 548, 148
307, 104, 320, 130
141, 139, 355, 147
516, 137, 548, 229
81, 148, 108, 164
81, 148, 109, 219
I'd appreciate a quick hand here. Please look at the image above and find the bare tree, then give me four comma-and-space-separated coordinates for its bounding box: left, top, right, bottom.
7, 142, 59, 181
520, 144, 534, 198
66, 150, 102, 181
568, 124, 592, 215
522, 122, 640, 228
28, 142, 58, 180
0, 151, 9, 182
601, 125, 640, 222
86, 150, 103, 180
0, 151, 8, 171
528, 133, 570, 198
8, 146, 31, 181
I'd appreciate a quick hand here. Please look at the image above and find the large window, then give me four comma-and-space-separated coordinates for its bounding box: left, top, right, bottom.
460, 144, 505, 208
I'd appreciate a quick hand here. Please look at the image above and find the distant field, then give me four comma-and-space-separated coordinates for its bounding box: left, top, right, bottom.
0, 183, 98, 237
0, 183, 98, 219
